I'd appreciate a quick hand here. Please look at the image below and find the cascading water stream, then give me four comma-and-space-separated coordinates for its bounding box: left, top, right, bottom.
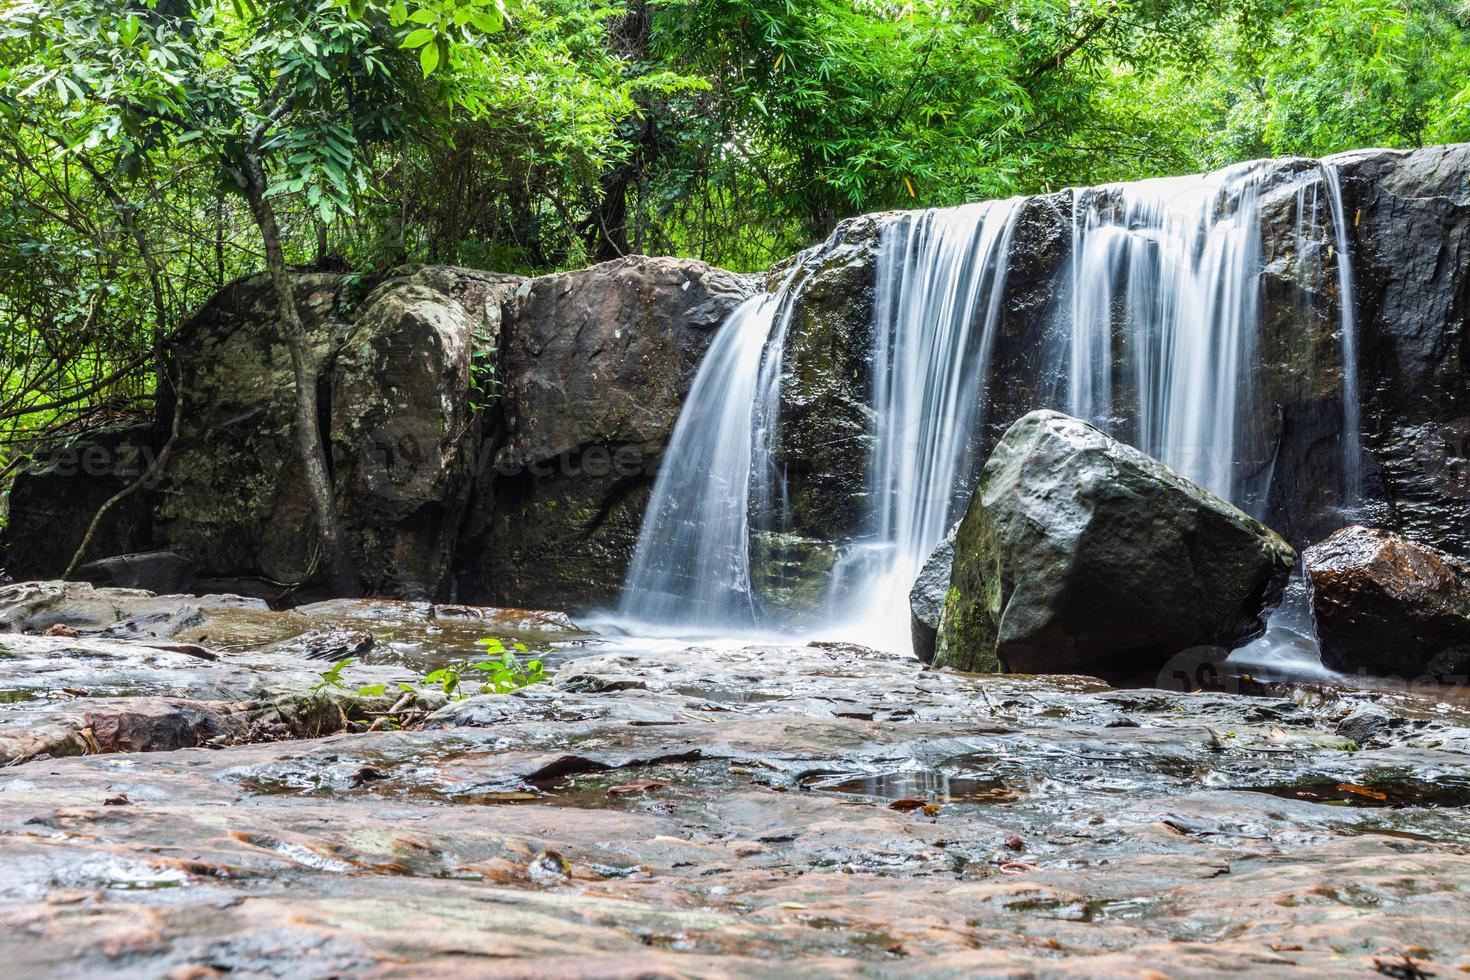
617, 160, 1365, 666
617, 287, 791, 629
1322, 162, 1364, 507
822, 199, 1022, 650
1063, 164, 1265, 500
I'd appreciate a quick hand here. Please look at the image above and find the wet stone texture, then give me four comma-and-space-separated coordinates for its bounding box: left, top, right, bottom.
0, 587, 1467, 976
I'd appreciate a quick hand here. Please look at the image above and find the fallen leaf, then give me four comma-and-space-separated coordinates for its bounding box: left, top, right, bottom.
608, 780, 668, 796
1335, 782, 1389, 801
474, 791, 541, 802
888, 798, 926, 812
922, 803, 942, 817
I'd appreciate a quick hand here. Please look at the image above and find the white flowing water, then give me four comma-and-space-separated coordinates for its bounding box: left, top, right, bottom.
1064, 164, 1265, 499
618, 162, 1363, 660
1323, 162, 1364, 506
822, 199, 1022, 650
618, 288, 792, 628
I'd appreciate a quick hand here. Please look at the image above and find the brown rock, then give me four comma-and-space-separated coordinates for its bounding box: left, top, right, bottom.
1305, 524, 1470, 679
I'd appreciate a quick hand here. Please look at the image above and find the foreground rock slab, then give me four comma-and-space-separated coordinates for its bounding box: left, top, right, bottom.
0, 583, 584, 765
0, 604, 1468, 976
1306, 524, 1470, 680
937, 410, 1297, 684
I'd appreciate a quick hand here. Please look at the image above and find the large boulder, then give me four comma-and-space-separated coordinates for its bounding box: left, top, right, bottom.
456, 256, 755, 611
152, 267, 517, 600
153, 272, 345, 590
330, 266, 519, 598
1304, 524, 1470, 680
935, 411, 1297, 684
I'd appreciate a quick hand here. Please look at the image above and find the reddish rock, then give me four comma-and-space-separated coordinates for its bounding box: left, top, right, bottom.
1305, 525, 1470, 679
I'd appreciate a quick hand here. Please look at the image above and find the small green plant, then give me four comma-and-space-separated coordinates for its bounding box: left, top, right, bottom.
421, 637, 546, 700
312, 656, 388, 698
309, 639, 545, 711
468, 344, 499, 412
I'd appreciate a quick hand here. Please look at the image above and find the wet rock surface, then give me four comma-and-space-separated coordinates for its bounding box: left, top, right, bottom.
909, 525, 957, 665
0, 583, 583, 765
0, 585, 1467, 976
1306, 525, 1470, 679
458, 255, 756, 611
937, 411, 1298, 683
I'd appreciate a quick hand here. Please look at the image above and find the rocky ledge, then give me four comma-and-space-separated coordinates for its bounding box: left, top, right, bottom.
0, 584, 1466, 976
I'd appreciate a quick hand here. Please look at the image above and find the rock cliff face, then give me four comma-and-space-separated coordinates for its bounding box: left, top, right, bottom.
456, 256, 755, 610
6, 423, 155, 579
6, 144, 1468, 616
1334, 145, 1470, 557
8, 258, 751, 609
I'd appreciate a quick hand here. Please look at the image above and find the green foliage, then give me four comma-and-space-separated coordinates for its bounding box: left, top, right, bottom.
310, 637, 547, 706
423, 637, 547, 699
311, 655, 391, 696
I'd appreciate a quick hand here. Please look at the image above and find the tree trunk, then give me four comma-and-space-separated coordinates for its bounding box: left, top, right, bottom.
239, 149, 357, 596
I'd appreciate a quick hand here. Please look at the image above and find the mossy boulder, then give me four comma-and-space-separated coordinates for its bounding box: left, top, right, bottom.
936, 410, 1296, 685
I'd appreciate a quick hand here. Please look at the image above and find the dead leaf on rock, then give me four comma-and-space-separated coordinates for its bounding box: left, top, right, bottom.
608, 780, 668, 796
473, 791, 542, 803
888, 798, 926, 812
1336, 783, 1389, 801
42, 624, 80, 637
103, 795, 130, 806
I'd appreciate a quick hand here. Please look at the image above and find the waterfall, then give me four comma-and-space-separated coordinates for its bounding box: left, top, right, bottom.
823, 200, 1022, 649
618, 159, 1365, 656
1322, 162, 1364, 506
1064, 164, 1265, 500
618, 286, 796, 628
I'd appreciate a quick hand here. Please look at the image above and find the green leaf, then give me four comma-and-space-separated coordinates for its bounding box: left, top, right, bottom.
468, 10, 501, 33
401, 27, 435, 48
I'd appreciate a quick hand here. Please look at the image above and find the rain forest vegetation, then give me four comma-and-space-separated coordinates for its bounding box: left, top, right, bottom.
2, 0, 1468, 569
